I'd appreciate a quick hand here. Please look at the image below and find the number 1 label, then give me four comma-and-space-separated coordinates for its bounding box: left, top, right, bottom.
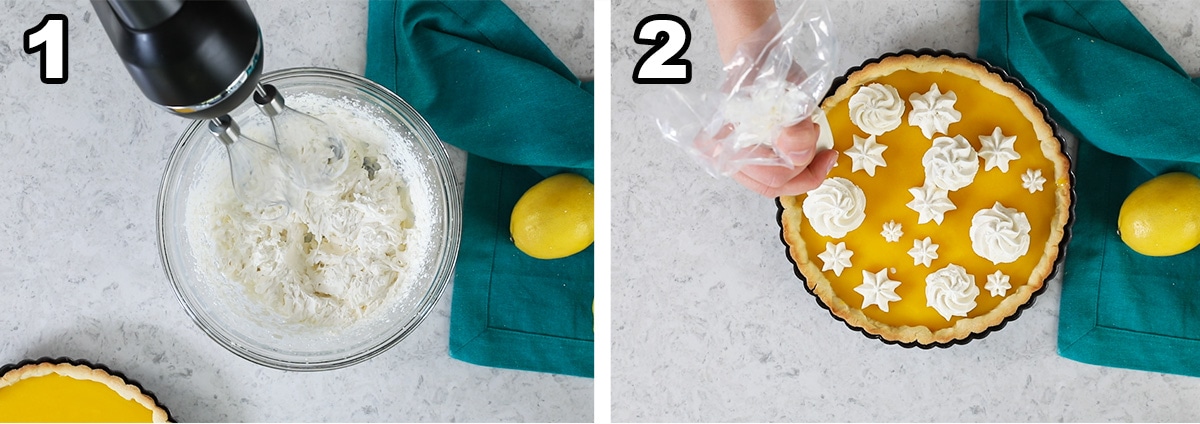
24, 14, 69, 84
632, 14, 692, 84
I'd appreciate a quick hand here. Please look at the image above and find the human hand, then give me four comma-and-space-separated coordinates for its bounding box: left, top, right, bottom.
705, 0, 837, 198
729, 119, 837, 197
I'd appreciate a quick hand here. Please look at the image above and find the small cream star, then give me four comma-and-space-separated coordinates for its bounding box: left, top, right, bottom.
908, 237, 940, 267
881, 220, 903, 243
817, 241, 853, 277
978, 127, 1021, 173
1022, 168, 1046, 193
855, 269, 902, 312
986, 270, 1012, 297
846, 134, 888, 177
906, 184, 956, 225
907, 83, 962, 139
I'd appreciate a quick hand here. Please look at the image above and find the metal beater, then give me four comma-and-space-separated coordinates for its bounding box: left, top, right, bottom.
92, 0, 348, 217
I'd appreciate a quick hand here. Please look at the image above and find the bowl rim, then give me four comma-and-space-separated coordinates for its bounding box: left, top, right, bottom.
156, 67, 461, 371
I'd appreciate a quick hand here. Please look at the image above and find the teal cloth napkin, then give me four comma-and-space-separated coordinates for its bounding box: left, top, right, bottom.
979, 0, 1200, 376
365, 0, 594, 378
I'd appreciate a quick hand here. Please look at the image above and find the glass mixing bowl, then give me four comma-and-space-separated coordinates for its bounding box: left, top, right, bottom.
158, 68, 460, 371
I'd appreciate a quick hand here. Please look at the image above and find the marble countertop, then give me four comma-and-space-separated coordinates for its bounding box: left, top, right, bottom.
0, 0, 591, 421
612, 0, 1200, 421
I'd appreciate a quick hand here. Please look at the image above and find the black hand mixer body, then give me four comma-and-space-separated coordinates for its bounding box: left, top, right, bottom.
92, 0, 263, 120
93, 0, 351, 215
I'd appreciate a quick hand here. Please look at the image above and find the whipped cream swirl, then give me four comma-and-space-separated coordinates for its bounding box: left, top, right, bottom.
849, 83, 905, 136
908, 83, 962, 139
802, 177, 867, 239
970, 202, 1032, 264
923, 135, 979, 191
925, 264, 979, 321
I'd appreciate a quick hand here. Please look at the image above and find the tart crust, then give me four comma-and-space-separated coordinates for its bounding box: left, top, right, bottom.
779, 51, 1072, 346
0, 360, 171, 423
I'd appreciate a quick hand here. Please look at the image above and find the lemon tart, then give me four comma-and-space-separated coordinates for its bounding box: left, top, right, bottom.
0, 358, 171, 422
779, 50, 1073, 346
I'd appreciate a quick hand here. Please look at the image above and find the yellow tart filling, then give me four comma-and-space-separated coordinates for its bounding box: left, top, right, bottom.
0, 362, 167, 423
781, 53, 1071, 344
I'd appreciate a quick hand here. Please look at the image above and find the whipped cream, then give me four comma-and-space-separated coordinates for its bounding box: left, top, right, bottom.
724, 79, 809, 149
978, 127, 1020, 173
906, 184, 956, 225
985, 270, 1012, 297
925, 264, 979, 320
855, 268, 902, 312
908, 83, 962, 139
846, 134, 888, 176
970, 202, 1032, 264
848, 83, 905, 136
188, 94, 434, 328
881, 220, 903, 243
1022, 168, 1046, 193
802, 177, 867, 238
814, 111, 835, 152
908, 236, 939, 267
922, 135, 979, 191
818, 241, 853, 277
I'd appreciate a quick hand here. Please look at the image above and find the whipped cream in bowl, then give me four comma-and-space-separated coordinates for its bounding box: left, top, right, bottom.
159, 68, 461, 370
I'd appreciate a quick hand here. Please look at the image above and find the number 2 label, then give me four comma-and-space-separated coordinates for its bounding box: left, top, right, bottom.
24, 14, 69, 84
632, 14, 692, 84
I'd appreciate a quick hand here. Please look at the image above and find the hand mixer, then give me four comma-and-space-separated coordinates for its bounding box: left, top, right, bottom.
92, 0, 349, 218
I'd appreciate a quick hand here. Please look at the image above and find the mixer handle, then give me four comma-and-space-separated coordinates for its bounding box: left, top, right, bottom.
92, 0, 264, 120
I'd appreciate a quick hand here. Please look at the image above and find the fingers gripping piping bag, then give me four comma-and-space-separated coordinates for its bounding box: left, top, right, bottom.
648, 0, 838, 177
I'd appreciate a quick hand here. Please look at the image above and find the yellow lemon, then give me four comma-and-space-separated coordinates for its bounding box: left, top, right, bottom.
510, 173, 594, 259
1118, 172, 1200, 257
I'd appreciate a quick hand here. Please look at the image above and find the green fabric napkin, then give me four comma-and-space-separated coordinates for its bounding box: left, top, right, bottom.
365, 0, 594, 378
979, 0, 1200, 377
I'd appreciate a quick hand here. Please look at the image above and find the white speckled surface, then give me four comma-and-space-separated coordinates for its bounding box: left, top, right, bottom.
612, 0, 1200, 421
0, 0, 591, 421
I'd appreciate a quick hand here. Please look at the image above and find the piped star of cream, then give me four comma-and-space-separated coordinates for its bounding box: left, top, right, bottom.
906, 184, 956, 225
881, 220, 903, 243
908, 237, 939, 267
817, 241, 853, 276
846, 134, 888, 176
986, 270, 1012, 297
907, 83, 962, 139
855, 269, 902, 312
978, 127, 1020, 173
1022, 168, 1046, 193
